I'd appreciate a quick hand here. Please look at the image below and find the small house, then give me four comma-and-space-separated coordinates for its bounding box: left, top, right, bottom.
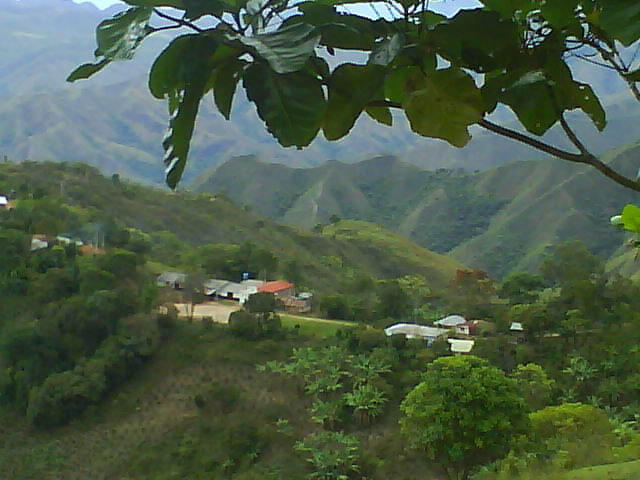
384, 323, 449, 345
30, 236, 49, 252
0, 195, 8, 208
510, 322, 524, 333
157, 272, 186, 289
448, 338, 475, 354
455, 320, 495, 336
283, 292, 314, 313
258, 280, 295, 300
434, 314, 466, 329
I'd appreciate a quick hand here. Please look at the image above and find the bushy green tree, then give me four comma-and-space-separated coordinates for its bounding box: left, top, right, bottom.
511, 363, 555, 412
400, 355, 528, 480
498, 272, 545, 305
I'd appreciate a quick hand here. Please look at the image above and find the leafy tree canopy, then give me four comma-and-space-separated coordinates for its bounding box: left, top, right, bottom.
71, 0, 640, 192
400, 355, 528, 480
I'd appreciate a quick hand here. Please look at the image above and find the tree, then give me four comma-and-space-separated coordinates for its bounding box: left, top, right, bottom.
400, 355, 528, 480
70, 1, 640, 194
510, 363, 555, 412
498, 272, 545, 305
245, 291, 277, 316
182, 270, 206, 321
294, 431, 361, 480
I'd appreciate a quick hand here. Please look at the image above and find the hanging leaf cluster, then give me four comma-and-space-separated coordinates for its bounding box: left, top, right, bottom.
70, 0, 640, 188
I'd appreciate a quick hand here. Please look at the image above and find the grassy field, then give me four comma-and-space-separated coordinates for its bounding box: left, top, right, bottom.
562, 460, 640, 480
279, 313, 357, 338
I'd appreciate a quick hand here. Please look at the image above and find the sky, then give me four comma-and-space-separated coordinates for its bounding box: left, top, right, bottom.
77, 0, 481, 15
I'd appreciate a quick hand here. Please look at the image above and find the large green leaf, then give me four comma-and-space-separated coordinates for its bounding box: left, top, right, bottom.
540, 0, 579, 29
433, 10, 519, 72
297, 4, 378, 50
403, 68, 484, 147
231, 23, 320, 74
551, 67, 606, 131
621, 204, 640, 234
163, 82, 207, 189
480, 0, 535, 19
243, 63, 326, 148
596, 0, 640, 46
368, 34, 404, 66
323, 64, 386, 141
148, 35, 218, 188
499, 71, 559, 136
68, 6, 152, 82
213, 58, 247, 120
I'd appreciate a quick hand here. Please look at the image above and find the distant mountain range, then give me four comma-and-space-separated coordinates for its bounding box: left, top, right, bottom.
192, 145, 640, 278
2, 0, 640, 185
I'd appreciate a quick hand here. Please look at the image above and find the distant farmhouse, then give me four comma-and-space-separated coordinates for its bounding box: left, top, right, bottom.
158, 273, 312, 312
0, 195, 8, 208
384, 323, 449, 345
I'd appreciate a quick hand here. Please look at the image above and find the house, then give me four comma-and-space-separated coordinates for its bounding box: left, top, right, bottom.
203, 278, 260, 302
30, 236, 49, 252
448, 339, 475, 354
384, 323, 449, 345
56, 235, 83, 247
203, 279, 231, 296
510, 322, 524, 332
455, 320, 495, 336
157, 272, 186, 289
282, 292, 314, 313
434, 314, 466, 329
0, 195, 8, 208
258, 280, 295, 299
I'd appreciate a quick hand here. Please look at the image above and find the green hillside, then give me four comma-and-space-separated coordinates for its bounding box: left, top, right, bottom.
0, 161, 461, 292
194, 145, 640, 277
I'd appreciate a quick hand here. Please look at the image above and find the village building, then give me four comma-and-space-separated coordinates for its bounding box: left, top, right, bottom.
258, 280, 295, 300
282, 292, 314, 313
455, 320, 495, 336
0, 195, 8, 208
434, 314, 466, 329
157, 272, 186, 289
30, 235, 49, 252
384, 323, 449, 345
448, 338, 475, 354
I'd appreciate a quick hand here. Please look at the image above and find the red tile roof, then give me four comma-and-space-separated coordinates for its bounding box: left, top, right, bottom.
258, 280, 294, 294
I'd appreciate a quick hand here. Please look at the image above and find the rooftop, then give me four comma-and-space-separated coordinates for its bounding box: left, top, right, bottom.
258, 280, 294, 294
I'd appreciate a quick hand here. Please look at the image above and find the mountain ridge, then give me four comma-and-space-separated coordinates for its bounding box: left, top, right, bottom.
193, 146, 640, 277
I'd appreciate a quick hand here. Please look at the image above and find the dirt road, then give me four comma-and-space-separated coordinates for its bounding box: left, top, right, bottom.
174, 302, 239, 324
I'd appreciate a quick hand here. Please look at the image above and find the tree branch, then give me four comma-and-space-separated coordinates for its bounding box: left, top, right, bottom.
479, 118, 640, 192
153, 8, 204, 33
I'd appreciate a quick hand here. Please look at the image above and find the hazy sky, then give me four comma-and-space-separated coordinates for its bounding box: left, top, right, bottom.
76, 0, 481, 14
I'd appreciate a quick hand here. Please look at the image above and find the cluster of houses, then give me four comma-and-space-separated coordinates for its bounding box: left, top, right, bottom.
157, 272, 313, 313
384, 315, 523, 354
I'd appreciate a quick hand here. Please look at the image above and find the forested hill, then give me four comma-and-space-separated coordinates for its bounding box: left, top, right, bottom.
0, 161, 461, 292
192, 143, 640, 278
2, 0, 640, 185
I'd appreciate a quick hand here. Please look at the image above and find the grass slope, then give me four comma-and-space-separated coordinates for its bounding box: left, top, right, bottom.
195, 146, 640, 278
0, 161, 462, 293
0, 322, 435, 480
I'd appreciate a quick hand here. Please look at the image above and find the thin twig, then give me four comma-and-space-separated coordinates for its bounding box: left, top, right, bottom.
479, 118, 640, 192
153, 8, 204, 33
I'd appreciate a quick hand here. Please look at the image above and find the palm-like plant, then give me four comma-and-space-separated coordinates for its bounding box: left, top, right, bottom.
344, 384, 387, 426
294, 431, 360, 480
348, 353, 392, 388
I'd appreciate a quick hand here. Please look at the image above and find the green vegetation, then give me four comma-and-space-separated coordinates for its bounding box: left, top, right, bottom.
192, 148, 640, 278
74, 0, 640, 199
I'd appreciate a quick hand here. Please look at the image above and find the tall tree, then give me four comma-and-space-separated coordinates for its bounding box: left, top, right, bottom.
400, 355, 528, 480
